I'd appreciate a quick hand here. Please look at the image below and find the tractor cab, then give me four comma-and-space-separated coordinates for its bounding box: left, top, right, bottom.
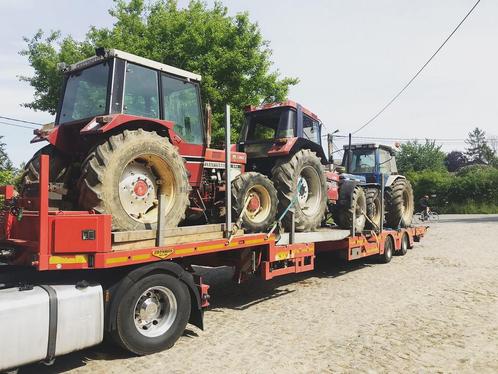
238, 101, 326, 174
342, 143, 398, 184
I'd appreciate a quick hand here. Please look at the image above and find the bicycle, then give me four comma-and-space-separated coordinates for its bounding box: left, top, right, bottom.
414, 210, 439, 222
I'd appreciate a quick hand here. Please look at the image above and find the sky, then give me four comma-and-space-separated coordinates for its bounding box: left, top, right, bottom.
0, 0, 496, 166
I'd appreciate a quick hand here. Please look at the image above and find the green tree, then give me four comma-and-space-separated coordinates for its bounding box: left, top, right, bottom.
0, 136, 16, 185
396, 140, 446, 174
465, 127, 496, 165
19, 0, 298, 142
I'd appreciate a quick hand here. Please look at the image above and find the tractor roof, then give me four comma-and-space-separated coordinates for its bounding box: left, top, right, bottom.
64, 48, 202, 82
343, 143, 398, 154
244, 101, 320, 121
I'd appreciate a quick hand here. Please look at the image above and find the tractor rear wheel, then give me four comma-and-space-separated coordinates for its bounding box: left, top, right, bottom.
271, 149, 327, 232
335, 185, 367, 232
78, 129, 190, 231
365, 188, 382, 230
20, 145, 72, 208
385, 178, 414, 228
231, 172, 277, 233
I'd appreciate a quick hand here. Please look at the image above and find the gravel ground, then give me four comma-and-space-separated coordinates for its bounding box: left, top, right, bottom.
24, 214, 498, 373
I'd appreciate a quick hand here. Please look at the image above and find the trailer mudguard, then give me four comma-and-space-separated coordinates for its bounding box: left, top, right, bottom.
105, 261, 204, 333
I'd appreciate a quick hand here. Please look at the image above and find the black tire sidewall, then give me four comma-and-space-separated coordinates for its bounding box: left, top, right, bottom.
115, 273, 191, 355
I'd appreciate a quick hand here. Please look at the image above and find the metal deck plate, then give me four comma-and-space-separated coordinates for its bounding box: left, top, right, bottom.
277, 228, 351, 245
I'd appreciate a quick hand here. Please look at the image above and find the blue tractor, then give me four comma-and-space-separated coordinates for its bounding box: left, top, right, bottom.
334, 143, 414, 231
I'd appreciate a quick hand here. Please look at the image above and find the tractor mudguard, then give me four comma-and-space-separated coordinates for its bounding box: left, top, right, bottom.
105, 261, 204, 332
268, 137, 328, 163
385, 174, 405, 188
80, 114, 175, 136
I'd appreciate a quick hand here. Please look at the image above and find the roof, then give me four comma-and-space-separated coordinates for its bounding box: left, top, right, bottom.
66, 48, 202, 82
343, 143, 398, 153
244, 100, 320, 121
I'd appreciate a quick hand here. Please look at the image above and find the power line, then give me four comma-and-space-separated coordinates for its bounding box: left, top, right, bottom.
352, 0, 481, 135
335, 134, 466, 142
0, 116, 43, 126
0, 121, 38, 130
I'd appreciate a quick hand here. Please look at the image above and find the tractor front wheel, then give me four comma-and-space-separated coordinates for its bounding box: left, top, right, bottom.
334, 185, 367, 233
78, 129, 190, 231
365, 187, 382, 230
231, 172, 277, 233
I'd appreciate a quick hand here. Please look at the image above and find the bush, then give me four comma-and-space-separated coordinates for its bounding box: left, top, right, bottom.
406, 168, 498, 214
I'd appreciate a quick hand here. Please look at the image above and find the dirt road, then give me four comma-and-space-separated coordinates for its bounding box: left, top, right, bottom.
24, 214, 498, 373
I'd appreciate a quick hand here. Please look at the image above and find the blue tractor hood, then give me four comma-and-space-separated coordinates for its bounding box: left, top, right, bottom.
339, 173, 367, 184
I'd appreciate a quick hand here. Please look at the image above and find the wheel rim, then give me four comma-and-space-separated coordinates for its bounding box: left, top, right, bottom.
297, 166, 322, 217
245, 184, 271, 224
119, 154, 176, 224
401, 188, 413, 222
134, 286, 178, 338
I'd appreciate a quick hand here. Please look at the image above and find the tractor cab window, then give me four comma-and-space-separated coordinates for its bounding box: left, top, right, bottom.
350, 149, 376, 173
379, 149, 393, 174
162, 75, 203, 144
123, 63, 160, 119
242, 108, 295, 142
59, 61, 110, 124
303, 115, 320, 144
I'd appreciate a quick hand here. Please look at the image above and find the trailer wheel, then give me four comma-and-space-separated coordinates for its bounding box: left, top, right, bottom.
396, 233, 409, 256
111, 273, 191, 355
378, 236, 394, 263
365, 188, 382, 230
232, 172, 278, 232
78, 129, 190, 231
271, 149, 327, 231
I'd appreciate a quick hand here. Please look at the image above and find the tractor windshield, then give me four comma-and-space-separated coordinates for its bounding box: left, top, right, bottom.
349, 149, 376, 173
58, 61, 111, 124
241, 108, 295, 142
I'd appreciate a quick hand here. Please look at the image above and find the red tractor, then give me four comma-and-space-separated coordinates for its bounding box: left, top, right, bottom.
21, 49, 279, 233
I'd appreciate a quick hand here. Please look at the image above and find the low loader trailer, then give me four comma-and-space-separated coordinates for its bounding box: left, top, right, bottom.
0, 155, 426, 372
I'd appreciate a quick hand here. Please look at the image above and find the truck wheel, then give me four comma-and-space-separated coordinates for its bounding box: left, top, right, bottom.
396, 233, 409, 256
378, 235, 394, 263
111, 273, 191, 355
20, 145, 71, 205
232, 172, 277, 233
365, 188, 382, 230
271, 149, 327, 231
78, 129, 190, 231
335, 185, 367, 232
385, 178, 414, 228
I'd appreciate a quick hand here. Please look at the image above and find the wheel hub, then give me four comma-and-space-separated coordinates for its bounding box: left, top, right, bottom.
119, 161, 157, 219
297, 177, 309, 207
247, 193, 261, 213
134, 286, 178, 338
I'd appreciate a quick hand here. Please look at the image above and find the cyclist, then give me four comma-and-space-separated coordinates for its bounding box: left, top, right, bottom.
419, 195, 430, 220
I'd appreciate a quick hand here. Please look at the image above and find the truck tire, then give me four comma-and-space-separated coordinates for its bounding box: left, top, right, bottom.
271, 149, 327, 232
396, 232, 409, 256
335, 185, 367, 232
20, 145, 71, 206
378, 235, 394, 263
365, 188, 382, 230
385, 178, 414, 228
78, 129, 190, 231
232, 172, 278, 233
110, 273, 191, 355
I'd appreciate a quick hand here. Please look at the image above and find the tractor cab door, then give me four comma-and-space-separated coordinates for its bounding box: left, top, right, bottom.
161, 73, 206, 186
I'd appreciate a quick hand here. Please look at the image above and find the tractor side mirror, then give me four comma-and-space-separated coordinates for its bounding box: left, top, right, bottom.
205, 103, 212, 147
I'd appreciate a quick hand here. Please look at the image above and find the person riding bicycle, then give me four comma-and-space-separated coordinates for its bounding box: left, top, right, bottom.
419, 195, 430, 220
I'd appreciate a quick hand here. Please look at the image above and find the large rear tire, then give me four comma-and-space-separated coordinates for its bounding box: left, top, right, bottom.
20, 145, 72, 208
231, 172, 277, 233
385, 178, 414, 228
271, 149, 327, 232
334, 185, 367, 232
110, 273, 191, 355
78, 129, 190, 231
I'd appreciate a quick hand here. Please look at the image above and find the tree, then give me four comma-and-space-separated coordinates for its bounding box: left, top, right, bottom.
465, 127, 495, 165
444, 150, 467, 172
19, 0, 298, 142
396, 139, 446, 174
0, 136, 16, 185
